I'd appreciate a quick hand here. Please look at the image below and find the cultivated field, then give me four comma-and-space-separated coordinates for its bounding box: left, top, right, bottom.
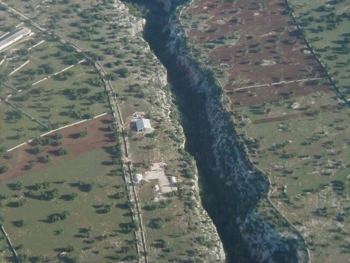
0, 148, 137, 262
288, 0, 350, 97
0, 16, 109, 151
0, 115, 114, 182
181, 0, 350, 262
0, 115, 139, 262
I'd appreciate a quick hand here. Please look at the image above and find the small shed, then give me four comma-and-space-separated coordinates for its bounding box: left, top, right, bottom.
169, 176, 177, 184
135, 118, 152, 132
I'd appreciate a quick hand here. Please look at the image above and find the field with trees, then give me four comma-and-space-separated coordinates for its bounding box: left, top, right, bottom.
180, 0, 350, 262
288, 0, 350, 98
0, 0, 225, 261
0, 148, 138, 262
0, 19, 108, 151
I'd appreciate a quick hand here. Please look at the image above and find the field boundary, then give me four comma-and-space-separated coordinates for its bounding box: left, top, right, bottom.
285, 0, 350, 106
8, 60, 30, 76
4, 99, 49, 129
0, 225, 20, 263
0, 2, 151, 261
6, 112, 108, 153
235, 77, 324, 91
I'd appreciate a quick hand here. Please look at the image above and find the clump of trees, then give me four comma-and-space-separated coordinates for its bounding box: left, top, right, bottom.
77, 181, 95, 192
40, 188, 60, 200
144, 199, 172, 211
49, 211, 71, 223
33, 135, 62, 147
149, 218, 164, 229
110, 191, 125, 199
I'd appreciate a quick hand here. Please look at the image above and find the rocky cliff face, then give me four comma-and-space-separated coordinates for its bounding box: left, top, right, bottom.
152, 0, 309, 262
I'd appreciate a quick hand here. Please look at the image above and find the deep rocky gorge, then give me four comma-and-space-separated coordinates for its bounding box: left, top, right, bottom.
124, 0, 309, 262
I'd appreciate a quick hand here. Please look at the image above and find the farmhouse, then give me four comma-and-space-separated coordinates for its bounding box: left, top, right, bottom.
0, 27, 32, 52
135, 118, 152, 132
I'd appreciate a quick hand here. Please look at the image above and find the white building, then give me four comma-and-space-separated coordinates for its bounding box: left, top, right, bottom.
169, 176, 177, 184
135, 118, 152, 132
134, 173, 143, 183
0, 27, 32, 52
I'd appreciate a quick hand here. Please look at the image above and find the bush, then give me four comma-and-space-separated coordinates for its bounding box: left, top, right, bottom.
44, 154, 53, 163
14, 220, 26, 227
0, 146, 7, 154
41, 188, 60, 200
66, 245, 74, 252
116, 67, 130, 78
0, 165, 9, 174
33, 146, 44, 154
149, 218, 164, 229
58, 147, 69, 156
79, 131, 88, 137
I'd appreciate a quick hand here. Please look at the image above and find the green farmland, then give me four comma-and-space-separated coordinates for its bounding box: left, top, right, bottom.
0, 22, 108, 151
288, 0, 350, 97
0, 148, 137, 262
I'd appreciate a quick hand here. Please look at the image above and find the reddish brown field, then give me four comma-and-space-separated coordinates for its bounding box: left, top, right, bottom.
185, 0, 333, 107
0, 115, 115, 183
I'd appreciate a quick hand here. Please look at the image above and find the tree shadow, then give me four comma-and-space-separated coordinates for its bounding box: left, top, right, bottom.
59, 194, 73, 201
101, 161, 114, 166
115, 203, 128, 210
68, 133, 80, 139
7, 201, 20, 208
6, 183, 20, 191
53, 247, 67, 253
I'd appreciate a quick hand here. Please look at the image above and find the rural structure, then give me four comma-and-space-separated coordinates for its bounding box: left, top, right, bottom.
135, 118, 152, 132
0, 27, 31, 52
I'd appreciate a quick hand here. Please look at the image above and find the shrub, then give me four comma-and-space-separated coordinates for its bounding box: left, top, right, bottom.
44, 154, 53, 163
79, 131, 88, 137
0, 165, 9, 174
33, 146, 44, 154
149, 218, 164, 229
58, 147, 69, 156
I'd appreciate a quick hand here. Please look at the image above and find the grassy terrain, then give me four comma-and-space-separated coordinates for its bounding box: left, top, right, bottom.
0, 0, 225, 261
0, 18, 108, 151
179, 0, 350, 262
288, 0, 350, 97
0, 233, 13, 262
138, 179, 217, 262
0, 148, 137, 262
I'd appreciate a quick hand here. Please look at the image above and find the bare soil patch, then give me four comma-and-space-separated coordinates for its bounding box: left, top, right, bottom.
0, 115, 115, 183
184, 0, 333, 107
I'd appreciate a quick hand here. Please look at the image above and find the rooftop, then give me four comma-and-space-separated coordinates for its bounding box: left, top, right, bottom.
135, 118, 151, 131
0, 27, 32, 51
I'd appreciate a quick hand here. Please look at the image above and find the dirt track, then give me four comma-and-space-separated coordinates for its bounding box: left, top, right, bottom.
0, 115, 115, 183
